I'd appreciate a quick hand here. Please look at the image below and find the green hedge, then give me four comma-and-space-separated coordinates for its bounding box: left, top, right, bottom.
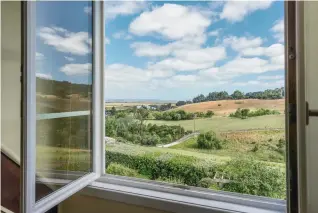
106, 150, 286, 198
106, 150, 215, 186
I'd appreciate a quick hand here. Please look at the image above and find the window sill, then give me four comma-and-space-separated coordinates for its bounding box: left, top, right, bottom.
80, 175, 286, 213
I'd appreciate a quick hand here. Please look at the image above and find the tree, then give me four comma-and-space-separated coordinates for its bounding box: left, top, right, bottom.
231, 90, 245, 100
197, 131, 222, 149
176, 101, 186, 106
193, 94, 205, 103
111, 106, 116, 115
135, 108, 149, 135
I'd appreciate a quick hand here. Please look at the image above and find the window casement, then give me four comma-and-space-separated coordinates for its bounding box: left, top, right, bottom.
21, 1, 104, 213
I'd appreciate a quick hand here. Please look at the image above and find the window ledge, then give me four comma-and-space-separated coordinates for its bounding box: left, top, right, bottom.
80, 175, 286, 213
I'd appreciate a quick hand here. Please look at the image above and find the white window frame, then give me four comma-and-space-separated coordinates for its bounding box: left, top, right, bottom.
21, 1, 302, 213
21, 1, 104, 213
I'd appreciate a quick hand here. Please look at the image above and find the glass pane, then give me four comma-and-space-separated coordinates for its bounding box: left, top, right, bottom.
105, 1, 287, 199
35, 1, 93, 201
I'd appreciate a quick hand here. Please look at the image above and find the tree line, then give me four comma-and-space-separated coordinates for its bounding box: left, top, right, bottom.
176, 87, 284, 106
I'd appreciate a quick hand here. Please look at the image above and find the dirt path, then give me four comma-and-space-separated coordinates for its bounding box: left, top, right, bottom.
157, 132, 200, 148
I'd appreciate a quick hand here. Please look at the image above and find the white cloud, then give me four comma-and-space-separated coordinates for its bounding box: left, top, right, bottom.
36, 73, 52, 80
208, 29, 221, 37
64, 56, 75, 62
257, 75, 284, 80
147, 46, 226, 72
38, 27, 91, 55
221, 0, 274, 22
223, 36, 263, 51
129, 3, 211, 40
112, 31, 132, 40
271, 19, 284, 43
131, 34, 206, 57
105, 37, 110, 44
233, 80, 284, 88
36, 52, 45, 60
84, 6, 91, 15
173, 46, 226, 64
60, 63, 92, 76
105, 1, 148, 21
241, 43, 284, 57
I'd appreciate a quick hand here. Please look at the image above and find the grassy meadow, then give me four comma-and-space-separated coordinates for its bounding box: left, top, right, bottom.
146, 114, 285, 133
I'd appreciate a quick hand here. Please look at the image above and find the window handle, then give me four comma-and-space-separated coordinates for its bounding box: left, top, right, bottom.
306, 102, 318, 125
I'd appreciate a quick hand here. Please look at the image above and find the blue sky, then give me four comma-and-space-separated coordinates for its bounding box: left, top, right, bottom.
35, 1, 284, 101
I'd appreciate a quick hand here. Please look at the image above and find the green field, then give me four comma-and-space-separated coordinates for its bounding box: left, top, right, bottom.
146, 114, 285, 133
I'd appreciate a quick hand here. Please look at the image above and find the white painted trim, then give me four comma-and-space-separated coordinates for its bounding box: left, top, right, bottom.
21, 1, 103, 213
1, 144, 20, 165
84, 180, 285, 213
1, 206, 15, 213
92, 0, 105, 176
34, 173, 99, 213
36, 111, 90, 120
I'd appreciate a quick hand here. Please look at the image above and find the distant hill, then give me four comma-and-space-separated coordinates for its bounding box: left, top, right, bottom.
176, 99, 285, 116
105, 99, 177, 104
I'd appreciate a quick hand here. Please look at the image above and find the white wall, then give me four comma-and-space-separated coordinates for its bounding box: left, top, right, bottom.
1, 1, 21, 164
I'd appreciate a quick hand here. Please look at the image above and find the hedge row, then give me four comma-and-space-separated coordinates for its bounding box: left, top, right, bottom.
106, 150, 286, 198
106, 150, 216, 186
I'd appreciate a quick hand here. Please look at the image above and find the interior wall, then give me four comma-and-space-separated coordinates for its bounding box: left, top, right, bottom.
1, 1, 21, 164
59, 193, 171, 213
303, 1, 318, 213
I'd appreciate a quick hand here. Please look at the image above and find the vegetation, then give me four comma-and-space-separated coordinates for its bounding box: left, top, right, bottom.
105, 117, 188, 146
146, 115, 285, 133
151, 110, 214, 121
105, 145, 285, 198
229, 108, 280, 119
221, 159, 286, 198
197, 131, 223, 150
106, 163, 139, 177
178, 88, 284, 105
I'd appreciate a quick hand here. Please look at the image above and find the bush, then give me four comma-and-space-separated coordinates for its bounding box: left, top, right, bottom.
197, 131, 222, 150
199, 177, 215, 188
251, 144, 259, 152
106, 151, 215, 186
230, 108, 280, 119
106, 163, 139, 177
220, 159, 286, 199
106, 151, 286, 198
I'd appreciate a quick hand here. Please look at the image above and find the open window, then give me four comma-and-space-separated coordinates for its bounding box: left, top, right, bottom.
21, 1, 104, 212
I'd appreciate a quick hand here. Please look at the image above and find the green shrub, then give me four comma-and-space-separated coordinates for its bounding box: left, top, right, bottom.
230, 108, 280, 119
106, 150, 215, 186
251, 144, 259, 152
235, 101, 244, 104
197, 131, 222, 150
220, 159, 286, 199
106, 151, 285, 199
106, 163, 139, 177
199, 177, 215, 188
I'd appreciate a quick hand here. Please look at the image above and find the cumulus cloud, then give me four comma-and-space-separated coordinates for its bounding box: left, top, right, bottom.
38, 27, 91, 55
233, 80, 284, 87
60, 63, 92, 76
131, 34, 207, 57
221, 0, 274, 22
36, 52, 45, 60
36, 73, 52, 80
105, 1, 148, 21
223, 36, 263, 51
129, 3, 211, 40
112, 31, 132, 40
64, 56, 75, 62
257, 75, 284, 80
271, 19, 284, 43
84, 6, 91, 15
